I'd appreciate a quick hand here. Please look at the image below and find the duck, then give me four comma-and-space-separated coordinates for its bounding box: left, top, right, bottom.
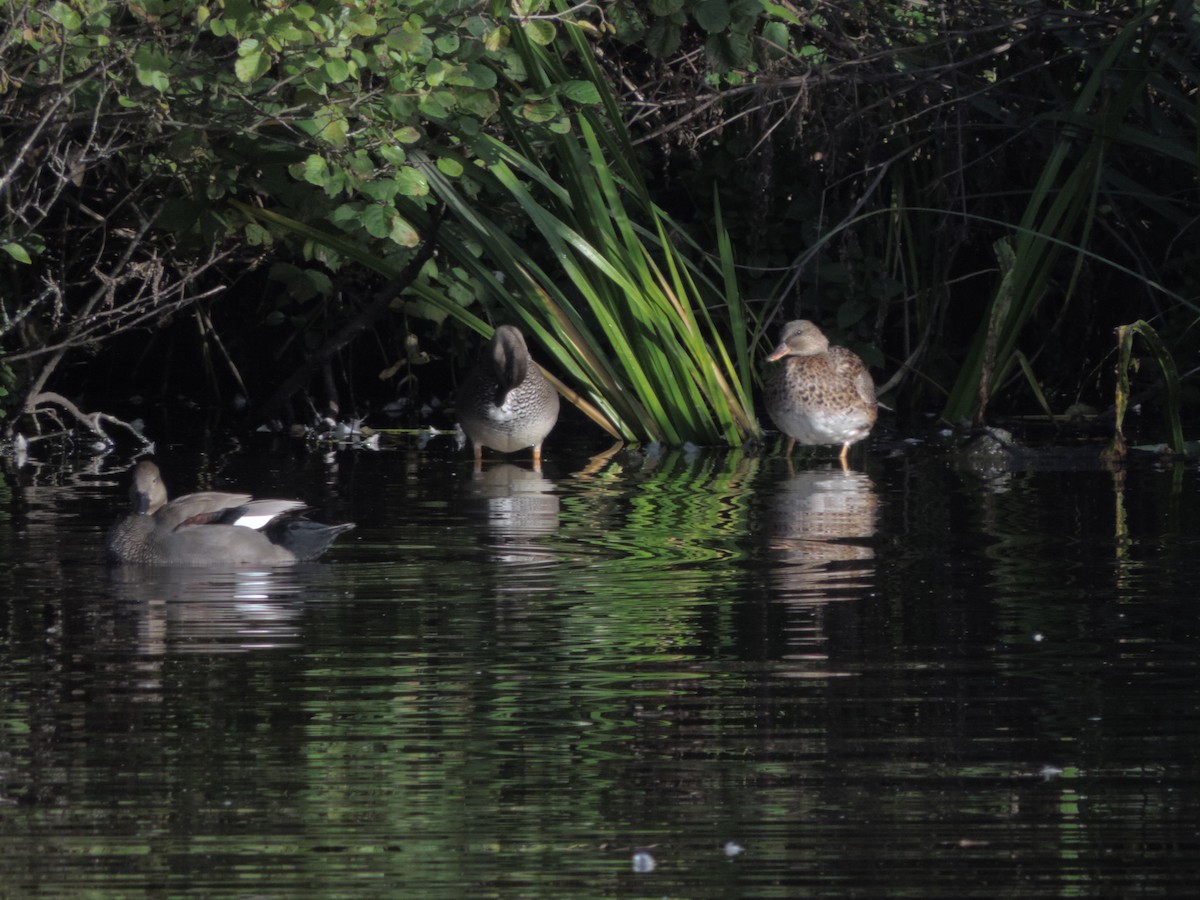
764, 319, 878, 467
108, 460, 355, 565
457, 324, 560, 468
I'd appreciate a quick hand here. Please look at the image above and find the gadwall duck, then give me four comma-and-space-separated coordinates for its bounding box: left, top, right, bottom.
458, 324, 560, 467
764, 320, 878, 467
108, 460, 354, 565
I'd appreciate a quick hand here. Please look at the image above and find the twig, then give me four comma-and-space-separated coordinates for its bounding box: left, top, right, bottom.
26, 391, 153, 447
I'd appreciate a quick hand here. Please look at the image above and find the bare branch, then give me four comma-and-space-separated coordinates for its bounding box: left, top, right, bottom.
26, 390, 153, 448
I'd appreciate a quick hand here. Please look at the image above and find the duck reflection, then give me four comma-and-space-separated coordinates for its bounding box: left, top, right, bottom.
462, 463, 560, 564
767, 466, 878, 600
110, 565, 310, 654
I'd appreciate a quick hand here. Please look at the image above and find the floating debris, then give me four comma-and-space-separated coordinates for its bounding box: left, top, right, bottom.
631, 850, 656, 873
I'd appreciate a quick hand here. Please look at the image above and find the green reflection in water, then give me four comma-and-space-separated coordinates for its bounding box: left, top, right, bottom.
8, 452, 1195, 897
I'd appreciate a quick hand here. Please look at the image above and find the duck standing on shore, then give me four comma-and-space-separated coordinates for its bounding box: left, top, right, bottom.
458, 324, 560, 469
764, 319, 878, 467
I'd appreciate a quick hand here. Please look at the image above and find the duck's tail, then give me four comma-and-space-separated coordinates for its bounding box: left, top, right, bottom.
266, 519, 356, 561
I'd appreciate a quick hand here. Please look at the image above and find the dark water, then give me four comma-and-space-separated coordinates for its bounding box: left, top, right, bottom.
1, 433, 1198, 897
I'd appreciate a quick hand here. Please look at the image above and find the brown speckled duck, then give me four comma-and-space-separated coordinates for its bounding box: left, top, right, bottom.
764, 320, 878, 467
458, 325, 560, 468
108, 460, 354, 565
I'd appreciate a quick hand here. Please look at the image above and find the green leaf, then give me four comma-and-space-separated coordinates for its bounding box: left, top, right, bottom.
522, 21, 556, 46
761, 1, 802, 26
644, 20, 681, 57
725, 30, 753, 64
360, 179, 400, 202
324, 58, 350, 83
647, 0, 684, 14
437, 156, 465, 177
389, 214, 420, 248
395, 167, 430, 197
245, 223, 272, 246
760, 21, 789, 58
235, 48, 270, 83
426, 59, 449, 86
1, 242, 32, 264
387, 24, 432, 59
299, 153, 328, 185
706, 31, 751, 70
47, 1, 82, 30
458, 89, 500, 119
134, 46, 171, 92
348, 12, 377, 36
561, 80, 601, 105
483, 25, 509, 53
362, 204, 390, 238
465, 63, 497, 90
331, 203, 361, 226
418, 91, 454, 120
348, 151, 376, 177
306, 269, 334, 296
264, 14, 305, 42
380, 145, 407, 166
694, 0, 731, 33
308, 107, 349, 146
521, 97, 559, 123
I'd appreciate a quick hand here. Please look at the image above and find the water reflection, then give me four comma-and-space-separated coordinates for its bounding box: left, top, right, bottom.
3, 445, 1199, 898
767, 466, 877, 596
764, 465, 877, 677
462, 462, 560, 561
108, 566, 314, 654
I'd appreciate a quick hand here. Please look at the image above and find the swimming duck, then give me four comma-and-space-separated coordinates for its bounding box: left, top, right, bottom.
764, 319, 878, 467
458, 324, 560, 468
108, 460, 354, 565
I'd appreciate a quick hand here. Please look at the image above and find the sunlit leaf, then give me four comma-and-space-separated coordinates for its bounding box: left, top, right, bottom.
134, 46, 171, 91
1, 243, 32, 264
348, 12, 376, 36
389, 214, 420, 247
47, 1, 81, 30
234, 47, 270, 83
521, 98, 559, 122
299, 153, 327, 185
395, 167, 429, 197
561, 80, 601, 105
761, 1, 801, 25
324, 58, 349, 83
522, 20, 556, 46
437, 156, 464, 177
